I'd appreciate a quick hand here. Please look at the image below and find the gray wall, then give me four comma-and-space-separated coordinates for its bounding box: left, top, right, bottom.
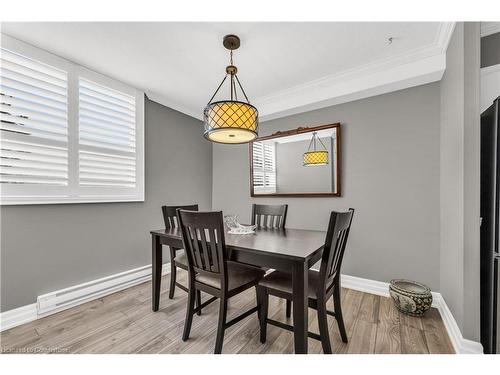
0, 98, 212, 312
440, 22, 466, 335
276, 138, 332, 193
481, 32, 500, 68
213, 82, 441, 290
463, 22, 481, 343
439, 22, 481, 342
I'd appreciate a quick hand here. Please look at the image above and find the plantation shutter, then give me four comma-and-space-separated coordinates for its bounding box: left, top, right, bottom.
252, 142, 265, 188
0, 48, 69, 187
1, 35, 144, 205
252, 141, 276, 193
263, 143, 276, 189
78, 78, 137, 188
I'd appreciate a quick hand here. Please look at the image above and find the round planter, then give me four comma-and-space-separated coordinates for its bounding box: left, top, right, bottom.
389, 279, 432, 317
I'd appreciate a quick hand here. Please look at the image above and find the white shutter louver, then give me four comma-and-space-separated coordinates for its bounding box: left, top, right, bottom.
78, 78, 136, 188
0, 48, 68, 186
252, 141, 276, 193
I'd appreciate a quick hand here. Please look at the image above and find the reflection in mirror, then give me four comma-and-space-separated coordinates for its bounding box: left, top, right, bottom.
250, 124, 340, 197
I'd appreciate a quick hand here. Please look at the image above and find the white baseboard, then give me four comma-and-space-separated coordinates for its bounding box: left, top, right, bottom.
0, 262, 171, 332
432, 293, 484, 354
0, 303, 38, 332
340, 274, 439, 307
0, 267, 484, 354
340, 274, 483, 354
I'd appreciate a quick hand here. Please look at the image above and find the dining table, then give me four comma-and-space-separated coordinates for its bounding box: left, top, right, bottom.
150, 226, 327, 354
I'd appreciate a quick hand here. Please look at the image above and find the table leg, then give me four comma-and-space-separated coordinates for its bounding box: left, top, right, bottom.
292, 260, 309, 354
152, 234, 162, 311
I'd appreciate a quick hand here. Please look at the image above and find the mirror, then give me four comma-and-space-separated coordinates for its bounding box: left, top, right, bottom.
249, 123, 341, 197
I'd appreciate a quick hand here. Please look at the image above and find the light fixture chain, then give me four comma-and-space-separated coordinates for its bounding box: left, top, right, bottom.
233, 76, 238, 101
234, 75, 250, 103
307, 133, 315, 152
230, 74, 234, 100
207, 74, 228, 105
317, 134, 328, 150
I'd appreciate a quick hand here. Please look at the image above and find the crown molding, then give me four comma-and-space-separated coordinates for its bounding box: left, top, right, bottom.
256, 52, 446, 121
481, 22, 500, 37
254, 22, 454, 121
435, 22, 456, 50
149, 22, 455, 122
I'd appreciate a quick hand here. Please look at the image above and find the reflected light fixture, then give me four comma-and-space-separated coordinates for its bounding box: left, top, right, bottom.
303, 132, 329, 166
203, 34, 258, 144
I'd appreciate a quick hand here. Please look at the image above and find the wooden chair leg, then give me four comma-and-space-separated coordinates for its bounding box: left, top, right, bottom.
169, 263, 177, 299
214, 297, 228, 354
196, 290, 202, 316
286, 299, 291, 318
257, 286, 268, 343
168, 247, 177, 299
255, 286, 261, 320
317, 297, 332, 354
333, 285, 348, 343
182, 285, 196, 341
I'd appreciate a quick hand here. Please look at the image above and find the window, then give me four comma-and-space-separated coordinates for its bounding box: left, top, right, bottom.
0, 35, 144, 204
0, 48, 69, 188
78, 79, 137, 189
252, 141, 276, 193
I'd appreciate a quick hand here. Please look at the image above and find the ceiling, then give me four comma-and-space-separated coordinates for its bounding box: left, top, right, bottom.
0, 22, 454, 121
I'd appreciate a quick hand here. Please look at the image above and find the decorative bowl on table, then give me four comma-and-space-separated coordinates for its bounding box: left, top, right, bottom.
228, 224, 257, 235
224, 215, 256, 234
389, 279, 432, 317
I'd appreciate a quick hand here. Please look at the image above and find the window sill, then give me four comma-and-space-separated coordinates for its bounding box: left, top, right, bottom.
0, 195, 145, 206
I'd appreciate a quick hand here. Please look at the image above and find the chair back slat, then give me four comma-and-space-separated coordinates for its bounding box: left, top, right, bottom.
251, 204, 288, 229
191, 228, 205, 269
319, 209, 355, 291
208, 228, 220, 273
199, 228, 212, 270
162, 204, 199, 229
177, 210, 227, 287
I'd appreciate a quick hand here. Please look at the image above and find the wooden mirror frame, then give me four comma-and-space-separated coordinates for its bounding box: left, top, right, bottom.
249, 123, 341, 197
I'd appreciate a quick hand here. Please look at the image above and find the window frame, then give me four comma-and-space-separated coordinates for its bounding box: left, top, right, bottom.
0, 34, 145, 205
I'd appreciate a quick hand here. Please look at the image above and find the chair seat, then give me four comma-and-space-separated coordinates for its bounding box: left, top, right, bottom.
259, 269, 331, 299
196, 261, 265, 292
173, 252, 188, 269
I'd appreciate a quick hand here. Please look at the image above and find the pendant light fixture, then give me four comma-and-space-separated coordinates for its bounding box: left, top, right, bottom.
303, 132, 329, 166
203, 34, 258, 144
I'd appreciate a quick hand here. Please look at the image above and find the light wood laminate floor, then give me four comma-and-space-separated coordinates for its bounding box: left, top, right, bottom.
0, 270, 454, 354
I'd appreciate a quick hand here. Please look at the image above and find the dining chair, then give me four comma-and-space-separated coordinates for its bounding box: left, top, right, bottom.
256, 208, 355, 354
177, 209, 265, 354
251, 204, 292, 315
251, 204, 288, 229
161, 205, 201, 313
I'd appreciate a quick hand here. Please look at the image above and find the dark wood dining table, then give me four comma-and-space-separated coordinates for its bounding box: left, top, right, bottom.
150, 227, 327, 354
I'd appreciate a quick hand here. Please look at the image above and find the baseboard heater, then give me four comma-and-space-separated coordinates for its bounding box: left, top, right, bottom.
36, 264, 168, 317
